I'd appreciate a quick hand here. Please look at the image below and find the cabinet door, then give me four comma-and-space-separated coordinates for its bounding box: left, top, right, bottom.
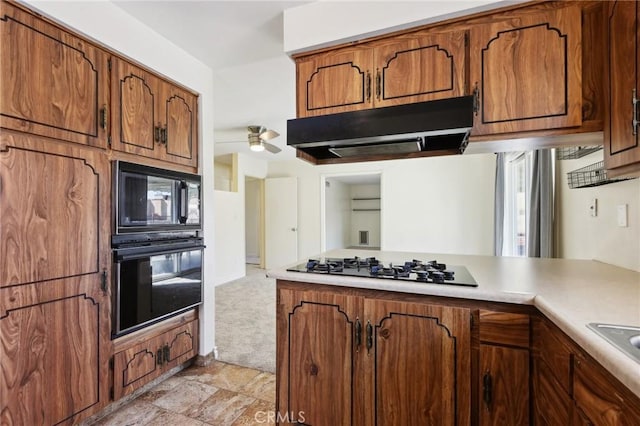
163, 319, 199, 368
603, 1, 640, 172
364, 299, 471, 426
111, 57, 163, 159
479, 345, 529, 426
0, 278, 111, 426
296, 46, 374, 117
113, 332, 165, 401
277, 287, 364, 425
373, 29, 468, 108
159, 82, 198, 168
470, 5, 582, 136
574, 354, 640, 426
0, 132, 111, 425
533, 359, 572, 426
0, 132, 109, 288
0, 2, 109, 148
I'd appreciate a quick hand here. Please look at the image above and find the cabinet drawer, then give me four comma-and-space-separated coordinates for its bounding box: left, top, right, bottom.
533, 318, 573, 395
479, 310, 530, 348
574, 354, 640, 425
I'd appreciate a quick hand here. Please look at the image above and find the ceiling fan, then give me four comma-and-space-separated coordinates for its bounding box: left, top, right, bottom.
247, 125, 281, 153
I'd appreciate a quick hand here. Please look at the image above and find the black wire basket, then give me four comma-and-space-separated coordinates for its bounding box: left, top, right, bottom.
556, 146, 602, 160
567, 161, 633, 188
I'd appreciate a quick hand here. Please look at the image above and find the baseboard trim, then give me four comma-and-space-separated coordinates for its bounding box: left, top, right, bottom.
193, 350, 216, 367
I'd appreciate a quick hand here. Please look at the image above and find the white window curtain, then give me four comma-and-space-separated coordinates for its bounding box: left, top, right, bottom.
494, 150, 555, 258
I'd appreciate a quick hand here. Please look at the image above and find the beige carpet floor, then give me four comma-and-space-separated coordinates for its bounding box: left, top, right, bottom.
215, 265, 276, 373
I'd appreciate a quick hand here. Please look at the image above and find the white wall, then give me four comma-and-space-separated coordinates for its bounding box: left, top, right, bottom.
350, 185, 381, 248
268, 153, 497, 259
25, 0, 216, 355
556, 152, 640, 271
213, 153, 269, 285
283, 0, 523, 54
325, 179, 351, 250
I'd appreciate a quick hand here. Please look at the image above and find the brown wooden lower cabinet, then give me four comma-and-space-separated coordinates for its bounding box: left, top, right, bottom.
533, 316, 640, 426
479, 345, 529, 426
277, 281, 471, 426
478, 310, 531, 426
277, 282, 640, 426
533, 358, 572, 426
113, 315, 198, 400
574, 353, 640, 426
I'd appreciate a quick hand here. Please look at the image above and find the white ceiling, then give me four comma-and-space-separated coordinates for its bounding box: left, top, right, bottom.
113, 0, 312, 161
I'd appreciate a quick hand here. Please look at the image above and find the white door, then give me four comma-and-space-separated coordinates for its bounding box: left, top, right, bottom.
265, 177, 298, 269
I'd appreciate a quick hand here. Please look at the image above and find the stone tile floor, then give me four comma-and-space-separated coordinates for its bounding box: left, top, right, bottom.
93, 361, 275, 425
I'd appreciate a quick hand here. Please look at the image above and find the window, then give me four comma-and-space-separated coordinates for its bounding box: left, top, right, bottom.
498, 150, 555, 257
502, 152, 530, 256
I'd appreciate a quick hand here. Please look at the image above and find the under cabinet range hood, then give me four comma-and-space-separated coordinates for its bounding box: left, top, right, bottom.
287, 95, 475, 164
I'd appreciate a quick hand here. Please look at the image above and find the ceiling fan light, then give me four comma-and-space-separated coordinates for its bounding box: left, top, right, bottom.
250, 141, 265, 152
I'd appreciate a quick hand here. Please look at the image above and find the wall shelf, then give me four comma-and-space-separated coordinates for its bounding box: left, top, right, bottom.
351, 197, 381, 211
556, 146, 602, 160
567, 160, 635, 188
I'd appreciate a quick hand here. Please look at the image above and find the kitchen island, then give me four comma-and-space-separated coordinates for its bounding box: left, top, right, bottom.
268, 249, 640, 425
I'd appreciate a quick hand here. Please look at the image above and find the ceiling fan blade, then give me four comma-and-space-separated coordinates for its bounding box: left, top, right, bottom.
260, 129, 280, 141
263, 141, 282, 154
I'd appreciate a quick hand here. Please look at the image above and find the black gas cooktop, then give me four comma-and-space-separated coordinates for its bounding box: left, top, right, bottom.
286, 256, 478, 287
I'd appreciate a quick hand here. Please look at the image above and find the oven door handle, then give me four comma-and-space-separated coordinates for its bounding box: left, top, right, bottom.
114, 244, 205, 262
179, 181, 188, 224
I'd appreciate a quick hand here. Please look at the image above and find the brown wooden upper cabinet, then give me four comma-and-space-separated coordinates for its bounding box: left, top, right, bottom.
469, 4, 582, 136
0, 1, 110, 148
296, 29, 469, 118
603, 0, 640, 176
111, 57, 198, 168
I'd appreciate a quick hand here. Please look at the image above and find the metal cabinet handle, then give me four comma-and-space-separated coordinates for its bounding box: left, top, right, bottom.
157, 348, 164, 365
473, 83, 480, 117
366, 71, 371, 102
100, 105, 108, 130
375, 69, 381, 101
161, 126, 168, 145
355, 318, 362, 350
101, 269, 107, 294
483, 371, 492, 410
163, 345, 171, 363
154, 125, 161, 143
366, 320, 373, 353
632, 88, 639, 136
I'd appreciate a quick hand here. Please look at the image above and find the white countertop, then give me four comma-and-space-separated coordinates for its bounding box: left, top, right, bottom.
267, 249, 640, 397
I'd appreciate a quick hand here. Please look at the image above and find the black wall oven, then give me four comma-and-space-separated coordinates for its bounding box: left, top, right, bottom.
111, 161, 204, 338
112, 235, 204, 337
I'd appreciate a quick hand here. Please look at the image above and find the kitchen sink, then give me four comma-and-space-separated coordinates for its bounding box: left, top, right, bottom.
588, 323, 640, 363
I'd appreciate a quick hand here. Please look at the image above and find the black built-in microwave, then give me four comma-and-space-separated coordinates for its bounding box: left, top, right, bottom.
114, 161, 201, 234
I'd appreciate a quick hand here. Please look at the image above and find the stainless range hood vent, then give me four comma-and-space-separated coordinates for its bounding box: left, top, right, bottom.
287, 95, 474, 164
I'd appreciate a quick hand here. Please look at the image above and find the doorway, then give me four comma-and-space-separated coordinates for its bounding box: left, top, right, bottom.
245, 176, 264, 266
322, 173, 382, 252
